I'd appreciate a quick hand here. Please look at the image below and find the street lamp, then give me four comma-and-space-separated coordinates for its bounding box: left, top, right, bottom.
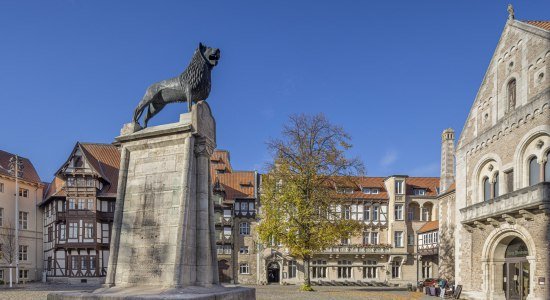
8, 155, 24, 285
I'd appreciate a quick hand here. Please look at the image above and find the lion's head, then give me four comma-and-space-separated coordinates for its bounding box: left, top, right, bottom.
199, 43, 220, 67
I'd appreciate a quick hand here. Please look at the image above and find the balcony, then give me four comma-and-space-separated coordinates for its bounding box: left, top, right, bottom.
320, 244, 392, 254
215, 217, 233, 227
216, 233, 233, 244
418, 243, 438, 256
460, 182, 550, 225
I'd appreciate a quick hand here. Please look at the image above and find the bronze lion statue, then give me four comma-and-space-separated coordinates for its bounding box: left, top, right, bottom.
133, 43, 220, 127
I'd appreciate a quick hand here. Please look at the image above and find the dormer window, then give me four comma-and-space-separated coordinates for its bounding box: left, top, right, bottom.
362, 188, 379, 194
73, 156, 83, 168
413, 189, 426, 196
337, 188, 354, 194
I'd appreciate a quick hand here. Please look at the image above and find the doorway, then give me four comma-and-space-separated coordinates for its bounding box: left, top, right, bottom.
503, 238, 529, 300
267, 262, 280, 283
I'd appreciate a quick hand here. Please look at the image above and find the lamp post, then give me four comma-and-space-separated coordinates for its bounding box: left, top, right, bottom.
8, 155, 24, 285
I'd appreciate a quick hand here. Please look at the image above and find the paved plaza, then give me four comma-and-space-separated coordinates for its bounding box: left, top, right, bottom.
0, 283, 436, 300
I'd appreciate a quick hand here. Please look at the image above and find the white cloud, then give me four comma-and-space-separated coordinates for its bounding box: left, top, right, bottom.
380, 150, 398, 167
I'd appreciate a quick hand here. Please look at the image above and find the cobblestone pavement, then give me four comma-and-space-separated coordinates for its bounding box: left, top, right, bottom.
0, 283, 434, 300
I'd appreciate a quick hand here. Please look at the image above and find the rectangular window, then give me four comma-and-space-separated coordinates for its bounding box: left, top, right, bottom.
413, 189, 426, 195
0, 207, 3, 226
239, 263, 250, 274
89, 256, 96, 270
239, 222, 250, 235
19, 245, 28, 261
407, 207, 414, 221
391, 261, 400, 278
47, 226, 53, 242
69, 222, 78, 239
371, 188, 379, 194
239, 246, 249, 254
0, 182, 3, 193
343, 205, 351, 220
216, 245, 223, 255
288, 260, 297, 278
362, 232, 370, 245
340, 237, 350, 245
372, 206, 379, 221
394, 231, 403, 248
47, 257, 52, 271
395, 180, 404, 194
312, 260, 327, 278
19, 188, 29, 198
84, 223, 94, 239
422, 261, 431, 279
71, 256, 78, 270
18, 270, 28, 279
362, 188, 371, 194
337, 260, 352, 279
371, 232, 379, 245
108, 201, 116, 212
59, 224, 66, 241
81, 256, 88, 271
0, 270, 3, 280
408, 234, 414, 246
363, 205, 370, 221
224, 245, 232, 254
69, 199, 76, 210
19, 211, 28, 230
223, 226, 231, 237
363, 260, 377, 279
224, 209, 232, 219
394, 204, 403, 220
87, 199, 94, 210
77, 199, 85, 210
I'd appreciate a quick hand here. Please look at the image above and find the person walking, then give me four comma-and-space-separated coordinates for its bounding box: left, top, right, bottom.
439, 278, 447, 298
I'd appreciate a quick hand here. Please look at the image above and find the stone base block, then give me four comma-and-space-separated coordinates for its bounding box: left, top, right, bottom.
47, 285, 255, 300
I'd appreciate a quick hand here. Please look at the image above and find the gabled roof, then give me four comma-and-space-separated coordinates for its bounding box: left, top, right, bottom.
42, 142, 120, 205
418, 220, 439, 233
79, 143, 120, 195
0, 149, 42, 184
210, 150, 232, 178
216, 171, 256, 200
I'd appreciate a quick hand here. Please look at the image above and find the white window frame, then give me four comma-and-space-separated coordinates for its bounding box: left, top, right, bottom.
239, 263, 250, 274
288, 260, 297, 278
239, 222, 250, 235
395, 180, 404, 194
19, 245, 28, 261
239, 246, 249, 254
394, 204, 403, 220
394, 231, 403, 248
19, 211, 28, 230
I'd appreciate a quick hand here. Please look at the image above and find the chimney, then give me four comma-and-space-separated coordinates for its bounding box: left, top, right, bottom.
440, 128, 455, 193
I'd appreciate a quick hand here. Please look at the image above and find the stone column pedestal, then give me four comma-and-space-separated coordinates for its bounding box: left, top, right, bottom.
48, 101, 255, 299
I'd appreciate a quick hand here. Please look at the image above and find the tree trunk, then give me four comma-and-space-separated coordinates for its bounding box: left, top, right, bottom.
303, 256, 311, 287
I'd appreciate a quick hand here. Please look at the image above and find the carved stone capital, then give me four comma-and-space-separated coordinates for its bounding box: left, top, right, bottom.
194, 137, 215, 157
463, 224, 474, 233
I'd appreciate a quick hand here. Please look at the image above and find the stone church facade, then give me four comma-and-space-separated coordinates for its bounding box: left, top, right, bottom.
453, 14, 549, 300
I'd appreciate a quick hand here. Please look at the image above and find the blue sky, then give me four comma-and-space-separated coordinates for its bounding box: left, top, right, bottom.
1, 1, 549, 182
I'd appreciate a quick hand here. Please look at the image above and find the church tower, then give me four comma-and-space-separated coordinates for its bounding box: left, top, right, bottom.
440, 128, 455, 193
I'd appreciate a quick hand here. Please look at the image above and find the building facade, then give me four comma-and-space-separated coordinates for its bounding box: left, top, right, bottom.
0, 150, 45, 283
40, 143, 120, 284
453, 12, 550, 300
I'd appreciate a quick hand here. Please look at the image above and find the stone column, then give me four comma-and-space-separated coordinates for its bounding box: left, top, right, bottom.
195, 137, 215, 286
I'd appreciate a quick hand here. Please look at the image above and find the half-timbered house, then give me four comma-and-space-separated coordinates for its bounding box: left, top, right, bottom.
40, 143, 120, 283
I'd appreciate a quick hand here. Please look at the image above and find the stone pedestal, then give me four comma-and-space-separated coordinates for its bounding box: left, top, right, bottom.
48, 101, 255, 299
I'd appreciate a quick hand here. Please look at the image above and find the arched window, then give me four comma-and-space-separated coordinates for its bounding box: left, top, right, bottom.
483, 177, 491, 201
529, 157, 540, 186
545, 152, 550, 182
493, 173, 499, 198
507, 78, 516, 112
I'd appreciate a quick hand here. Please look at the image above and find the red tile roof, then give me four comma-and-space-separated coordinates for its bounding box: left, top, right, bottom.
525, 21, 550, 31
406, 177, 440, 196
0, 149, 42, 184
210, 150, 232, 178
418, 220, 439, 233
216, 171, 256, 200
42, 143, 120, 204
80, 143, 120, 195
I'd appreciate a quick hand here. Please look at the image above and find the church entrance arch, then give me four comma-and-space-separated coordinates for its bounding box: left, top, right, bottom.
267, 261, 280, 284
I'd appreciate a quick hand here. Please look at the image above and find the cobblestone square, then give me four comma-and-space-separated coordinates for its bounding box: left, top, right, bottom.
0, 283, 436, 300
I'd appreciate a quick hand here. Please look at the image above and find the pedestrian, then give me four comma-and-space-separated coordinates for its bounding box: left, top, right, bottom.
439, 278, 447, 298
